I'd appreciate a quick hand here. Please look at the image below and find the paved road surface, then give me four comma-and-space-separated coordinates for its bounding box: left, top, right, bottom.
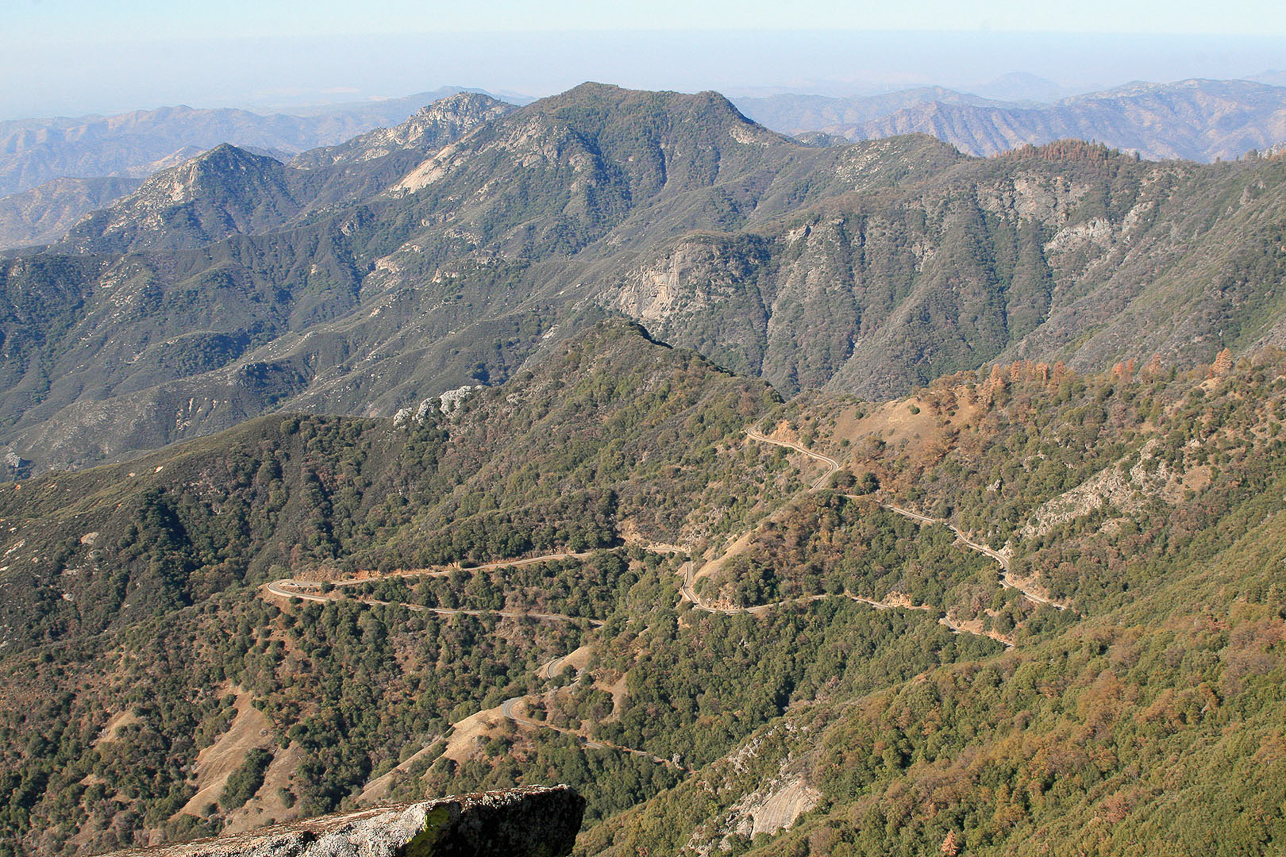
538, 645, 590, 680
265, 579, 327, 602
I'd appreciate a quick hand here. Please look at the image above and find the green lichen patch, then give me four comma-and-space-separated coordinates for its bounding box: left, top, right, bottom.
400, 804, 453, 857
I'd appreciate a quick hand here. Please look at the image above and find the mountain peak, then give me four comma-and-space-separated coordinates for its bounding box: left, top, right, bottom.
419, 90, 509, 114
115, 142, 283, 206
57, 143, 295, 253
561, 81, 629, 97
540, 82, 751, 121
187, 142, 283, 170
291, 91, 515, 169
522, 82, 787, 153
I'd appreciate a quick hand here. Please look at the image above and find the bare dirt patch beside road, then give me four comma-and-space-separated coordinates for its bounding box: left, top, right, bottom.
442, 703, 508, 765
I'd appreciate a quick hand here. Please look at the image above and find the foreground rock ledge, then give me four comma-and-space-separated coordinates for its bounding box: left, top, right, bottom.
104, 785, 586, 857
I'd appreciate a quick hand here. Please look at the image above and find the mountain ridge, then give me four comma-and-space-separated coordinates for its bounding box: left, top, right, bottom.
754, 78, 1286, 162
0, 176, 143, 249
5, 85, 1286, 475
0, 88, 502, 197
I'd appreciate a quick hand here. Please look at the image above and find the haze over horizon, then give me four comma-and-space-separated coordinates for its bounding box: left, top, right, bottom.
3, 0, 1286, 119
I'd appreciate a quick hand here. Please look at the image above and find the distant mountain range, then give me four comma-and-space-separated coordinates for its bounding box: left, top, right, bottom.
0, 87, 497, 197
4, 78, 1286, 252
4, 83, 1286, 474
734, 78, 1286, 161
0, 88, 505, 247
0, 176, 142, 248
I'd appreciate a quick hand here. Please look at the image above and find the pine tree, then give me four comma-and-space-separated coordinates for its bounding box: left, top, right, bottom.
1211, 348, 1233, 376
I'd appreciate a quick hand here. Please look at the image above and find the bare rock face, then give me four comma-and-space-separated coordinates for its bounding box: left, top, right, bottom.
103, 786, 585, 857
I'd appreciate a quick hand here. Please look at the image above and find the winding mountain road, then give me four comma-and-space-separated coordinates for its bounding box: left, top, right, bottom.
881, 504, 1066, 610
266, 579, 604, 626
745, 429, 840, 490
265, 555, 685, 774
264, 579, 327, 602
739, 430, 1066, 632
743, 429, 1063, 610
682, 546, 946, 619
681, 432, 1020, 639
498, 695, 688, 771
538, 645, 590, 680
282, 424, 1058, 797
323, 551, 598, 591
264, 550, 612, 626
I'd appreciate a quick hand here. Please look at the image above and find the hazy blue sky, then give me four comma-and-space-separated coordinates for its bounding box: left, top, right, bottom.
3, 0, 1285, 118
12, 0, 1286, 38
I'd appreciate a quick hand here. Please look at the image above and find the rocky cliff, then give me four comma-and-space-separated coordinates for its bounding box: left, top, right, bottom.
101, 786, 585, 857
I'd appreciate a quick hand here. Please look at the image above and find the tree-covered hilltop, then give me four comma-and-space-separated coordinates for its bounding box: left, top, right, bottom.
8, 83, 1286, 473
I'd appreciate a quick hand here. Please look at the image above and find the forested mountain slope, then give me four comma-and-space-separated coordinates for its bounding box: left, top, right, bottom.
580, 352, 1286, 857
5, 84, 1286, 478
3, 323, 1285, 857
0, 321, 792, 854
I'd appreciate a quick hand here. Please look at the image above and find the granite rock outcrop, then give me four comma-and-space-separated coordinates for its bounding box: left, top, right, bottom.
102, 786, 585, 857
